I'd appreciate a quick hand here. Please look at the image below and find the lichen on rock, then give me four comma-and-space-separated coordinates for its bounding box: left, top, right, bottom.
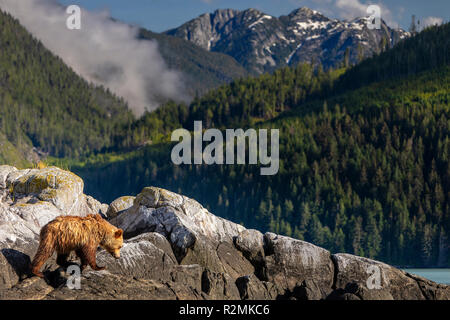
0, 170, 449, 300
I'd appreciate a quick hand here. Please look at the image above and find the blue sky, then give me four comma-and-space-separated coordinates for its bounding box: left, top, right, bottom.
58, 0, 449, 32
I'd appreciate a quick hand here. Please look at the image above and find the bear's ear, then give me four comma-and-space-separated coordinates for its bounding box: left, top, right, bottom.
115, 229, 123, 239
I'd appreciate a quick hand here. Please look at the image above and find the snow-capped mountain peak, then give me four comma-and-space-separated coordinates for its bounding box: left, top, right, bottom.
165, 7, 409, 74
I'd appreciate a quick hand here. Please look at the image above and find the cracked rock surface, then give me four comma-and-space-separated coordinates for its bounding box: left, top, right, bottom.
0, 167, 448, 300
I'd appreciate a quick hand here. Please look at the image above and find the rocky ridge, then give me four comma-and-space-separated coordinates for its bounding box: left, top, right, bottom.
165, 7, 409, 74
0, 166, 448, 300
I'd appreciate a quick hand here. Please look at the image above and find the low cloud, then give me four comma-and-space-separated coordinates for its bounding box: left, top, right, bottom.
422, 16, 443, 28
309, 0, 396, 27
335, 0, 369, 19
0, 0, 189, 116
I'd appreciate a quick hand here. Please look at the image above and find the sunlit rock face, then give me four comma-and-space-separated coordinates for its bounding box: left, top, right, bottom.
0, 169, 448, 300
0, 166, 107, 290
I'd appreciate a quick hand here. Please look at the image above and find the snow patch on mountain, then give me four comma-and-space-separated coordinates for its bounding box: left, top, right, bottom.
166, 7, 410, 74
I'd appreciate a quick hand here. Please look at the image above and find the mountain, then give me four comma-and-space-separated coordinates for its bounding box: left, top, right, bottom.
138, 28, 248, 96
70, 23, 450, 268
165, 7, 409, 74
0, 166, 448, 299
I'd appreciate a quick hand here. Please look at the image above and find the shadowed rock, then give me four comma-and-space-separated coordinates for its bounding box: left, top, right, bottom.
106, 196, 135, 219
332, 254, 426, 300
0, 177, 448, 300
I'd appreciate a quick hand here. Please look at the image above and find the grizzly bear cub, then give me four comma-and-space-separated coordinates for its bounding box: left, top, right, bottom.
31, 214, 124, 278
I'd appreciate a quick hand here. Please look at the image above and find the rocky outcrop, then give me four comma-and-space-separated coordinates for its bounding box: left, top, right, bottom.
0, 166, 108, 290
0, 167, 448, 300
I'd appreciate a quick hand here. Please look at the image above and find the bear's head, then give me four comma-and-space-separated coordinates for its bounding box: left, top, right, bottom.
100, 223, 124, 259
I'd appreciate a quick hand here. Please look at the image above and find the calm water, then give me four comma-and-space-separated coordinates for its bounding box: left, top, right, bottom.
402, 269, 450, 285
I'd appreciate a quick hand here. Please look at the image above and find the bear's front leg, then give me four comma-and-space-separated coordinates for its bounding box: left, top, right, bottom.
75, 249, 89, 272
79, 242, 106, 271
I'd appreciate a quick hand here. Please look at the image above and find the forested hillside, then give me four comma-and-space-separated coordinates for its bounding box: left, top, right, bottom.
1, 7, 448, 267
335, 22, 450, 92
138, 29, 248, 97
0, 10, 136, 161
71, 24, 450, 267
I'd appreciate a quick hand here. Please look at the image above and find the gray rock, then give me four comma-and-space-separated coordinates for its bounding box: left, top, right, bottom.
0, 165, 17, 189
292, 279, 329, 300
111, 187, 245, 264
0, 173, 448, 300
404, 272, 450, 300
179, 235, 225, 273
234, 229, 265, 266
201, 270, 240, 300
342, 282, 394, 300
216, 242, 255, 280
263, 232, 334, 298
106, 196, 135, 219
0, 247, 34, 290
0, 276, 54, 300
235, 275, 279, 300
167, 265, 208, 300
332, 253, 425, 300
85, 195, 109, 217
97, 233, 177, 281
45, 272, 179, 300
0, 166, 121, 289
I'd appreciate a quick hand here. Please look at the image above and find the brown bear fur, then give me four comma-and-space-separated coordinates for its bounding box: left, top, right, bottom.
31, 214, 123, 278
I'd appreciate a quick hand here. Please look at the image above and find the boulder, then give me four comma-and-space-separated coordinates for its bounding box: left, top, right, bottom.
85, 195, 109, 218
0, 276, 54, 300
10, 166, 84, 214
106, 196, 135, 219
216, 241, 255, 279
96, 233, 177, 281
0, 166, 111, 289
166, 264, 207, 299
111, 187, 246, 265
178, 236, 254, 280
263, 232, 334, 299
332, 253, 425, 300
112, 187, 245, 243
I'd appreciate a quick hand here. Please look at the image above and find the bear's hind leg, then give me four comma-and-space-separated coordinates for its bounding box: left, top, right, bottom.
56, 253, 69, 268
31, 235, 55, 278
